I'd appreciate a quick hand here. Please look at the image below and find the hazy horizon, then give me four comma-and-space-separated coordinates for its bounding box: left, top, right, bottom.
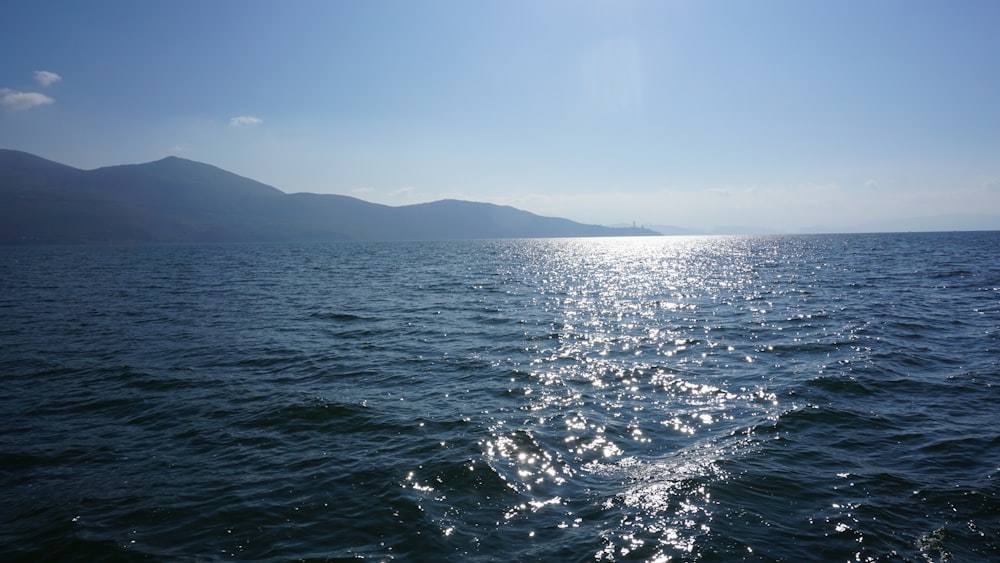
2, 1, 999, 233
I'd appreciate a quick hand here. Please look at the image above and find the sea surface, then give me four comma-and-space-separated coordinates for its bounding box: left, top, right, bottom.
2, 232, 999, 562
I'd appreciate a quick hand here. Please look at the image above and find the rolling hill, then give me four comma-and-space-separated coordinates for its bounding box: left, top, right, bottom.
0, 149, 658, 243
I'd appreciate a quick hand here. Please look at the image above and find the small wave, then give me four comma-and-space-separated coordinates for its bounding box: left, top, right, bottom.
306, 311, 366, 322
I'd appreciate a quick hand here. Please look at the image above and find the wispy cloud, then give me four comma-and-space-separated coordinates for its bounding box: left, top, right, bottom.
0, 88, 54, 111
389, 186, 417, 199
34, 70, 61, 87
229, 115, 262, 127
706, 187, 732, 198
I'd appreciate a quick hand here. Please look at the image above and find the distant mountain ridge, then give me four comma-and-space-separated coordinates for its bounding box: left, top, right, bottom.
0, 149, 659, 243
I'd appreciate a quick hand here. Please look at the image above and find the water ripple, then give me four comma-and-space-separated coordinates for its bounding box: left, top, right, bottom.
2, 233, 999, 560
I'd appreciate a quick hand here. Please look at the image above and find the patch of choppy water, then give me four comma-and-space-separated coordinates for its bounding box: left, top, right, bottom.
1, 232, 998, 561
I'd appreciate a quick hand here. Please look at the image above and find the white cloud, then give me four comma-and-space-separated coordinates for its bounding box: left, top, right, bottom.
34, 70, 61, 87
229, 115, 262, 127
0, 88, 54, 110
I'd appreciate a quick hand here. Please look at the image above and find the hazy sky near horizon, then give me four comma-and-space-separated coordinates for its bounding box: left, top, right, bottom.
2, 0, 999, 231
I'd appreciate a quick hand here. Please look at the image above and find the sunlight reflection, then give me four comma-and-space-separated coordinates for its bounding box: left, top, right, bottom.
480, 237, 790, 558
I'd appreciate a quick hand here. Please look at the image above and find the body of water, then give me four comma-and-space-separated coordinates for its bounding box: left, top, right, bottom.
2, 232, 999, 561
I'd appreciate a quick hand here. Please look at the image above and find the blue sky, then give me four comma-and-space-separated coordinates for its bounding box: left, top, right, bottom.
2, 0, 999, 232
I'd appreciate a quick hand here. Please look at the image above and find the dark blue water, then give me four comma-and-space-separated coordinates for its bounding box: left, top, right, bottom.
2, 232, 998, 562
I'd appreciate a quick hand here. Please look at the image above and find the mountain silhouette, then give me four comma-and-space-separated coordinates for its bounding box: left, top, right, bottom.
0, 149, 658, 243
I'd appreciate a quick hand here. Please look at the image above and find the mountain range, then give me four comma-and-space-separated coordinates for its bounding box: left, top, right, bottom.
0, 149, 658, 244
